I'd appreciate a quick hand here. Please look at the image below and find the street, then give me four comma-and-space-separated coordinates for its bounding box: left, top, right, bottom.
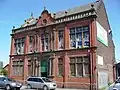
0, 88, 82, 90
19, 87, 82, 90
0, 86, 84, 90
21, 88, 83, 90
19, 86, 85, 90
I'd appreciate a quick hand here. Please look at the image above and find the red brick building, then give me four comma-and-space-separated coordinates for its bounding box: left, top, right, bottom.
9, 0, 115, 89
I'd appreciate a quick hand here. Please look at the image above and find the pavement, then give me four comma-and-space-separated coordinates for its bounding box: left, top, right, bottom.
0, 85, 88, 90
20, 85, 85, 90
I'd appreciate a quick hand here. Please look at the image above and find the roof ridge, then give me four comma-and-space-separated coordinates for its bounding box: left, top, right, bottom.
55, 1, 99, 14
54, 1, 101, 19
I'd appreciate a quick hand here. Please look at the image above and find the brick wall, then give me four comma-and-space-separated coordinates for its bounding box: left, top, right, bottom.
96, 1, 115, 83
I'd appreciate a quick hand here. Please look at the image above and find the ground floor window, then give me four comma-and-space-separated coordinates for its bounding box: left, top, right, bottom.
12, 60, 24, 76
28, 59, 40, 76
58, 58, 63, 76
70, 56, 90, 77
28, 60, 32, 76
28, 58, 50, 77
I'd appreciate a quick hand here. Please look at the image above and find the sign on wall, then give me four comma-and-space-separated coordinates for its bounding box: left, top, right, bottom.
97, 55, 103, 65
96, 21, 108, 46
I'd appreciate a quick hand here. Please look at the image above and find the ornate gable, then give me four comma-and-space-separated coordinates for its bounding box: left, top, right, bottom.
37, 9, 55, 26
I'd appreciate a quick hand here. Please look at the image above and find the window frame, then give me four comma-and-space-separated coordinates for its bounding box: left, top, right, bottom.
14, 37, 25, 54
69, 26, 90, 49
12, 60, 24, 76
58, 58, 63, 76
69, 56, 90, 77
58, 30, 64, 50
41, 32, 49, 51
29, 36, 34, 53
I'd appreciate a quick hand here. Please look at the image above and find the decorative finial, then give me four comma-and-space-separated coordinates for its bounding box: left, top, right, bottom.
65, 11, 67, 16
91, 4, 94, 8
31, 12, 33, 18
65, 11, 67, 14
13, 26, 15, 29
44, 7, 46, 10
96, 0, 101, 2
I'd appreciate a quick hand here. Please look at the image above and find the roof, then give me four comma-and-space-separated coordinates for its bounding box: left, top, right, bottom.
53, 0, 101, 19
3, 64, 9, 69
14, 0, 102, 30
21, 17, 38, 27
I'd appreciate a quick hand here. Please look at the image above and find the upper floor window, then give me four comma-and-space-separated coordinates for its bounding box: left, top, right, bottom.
58, 30, 64, 49
29, 36, 34, 53
41, 32, 49, 51
14, 37, 25, 54
69, 26, 89, 49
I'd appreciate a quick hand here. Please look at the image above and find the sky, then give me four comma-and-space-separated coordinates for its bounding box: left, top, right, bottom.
0, 0, 120, 66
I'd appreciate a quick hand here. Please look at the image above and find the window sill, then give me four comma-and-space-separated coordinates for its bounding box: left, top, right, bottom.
69, 75, 90, 78
69, 75, 82, 78
57, 75, 63, 78
48, 75, 55, 78
13, 53, 24, 55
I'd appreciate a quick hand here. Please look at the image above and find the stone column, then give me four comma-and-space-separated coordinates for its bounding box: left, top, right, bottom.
9, 57, 13, 77
10, 37, 15, 55
23, 57, 28, 81
24, 35, 29, 54
63, 52, 69, 88
52, 28, 56, 50
9, 36, 14, 77
56, 29, 58, 50
52, 56, 55, 77
48, 55, 55, 80
90, 20, 97, 47
23, 35, 29, 81
31, 60, 34, 76
89, 20, 97, 90
38, 58, 41, 76
33, 59, 35, 76
90, 49, 97, 90
38, 33, 42, 52
49, 58, 52, 76
64, 26, 69, 49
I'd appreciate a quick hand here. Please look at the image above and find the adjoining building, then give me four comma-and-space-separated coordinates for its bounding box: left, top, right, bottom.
115, 62, 120, 79
0, 61, 3, 69
3, 64, 9, 76
3, 64, 9, 72
0, 61, 3, 75
9, 0, 115, 89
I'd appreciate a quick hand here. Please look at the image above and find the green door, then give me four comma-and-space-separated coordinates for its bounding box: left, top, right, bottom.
41, 60, 48, 77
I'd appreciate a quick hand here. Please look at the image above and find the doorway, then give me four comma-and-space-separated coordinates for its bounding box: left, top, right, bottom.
41, 60, 48, 77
